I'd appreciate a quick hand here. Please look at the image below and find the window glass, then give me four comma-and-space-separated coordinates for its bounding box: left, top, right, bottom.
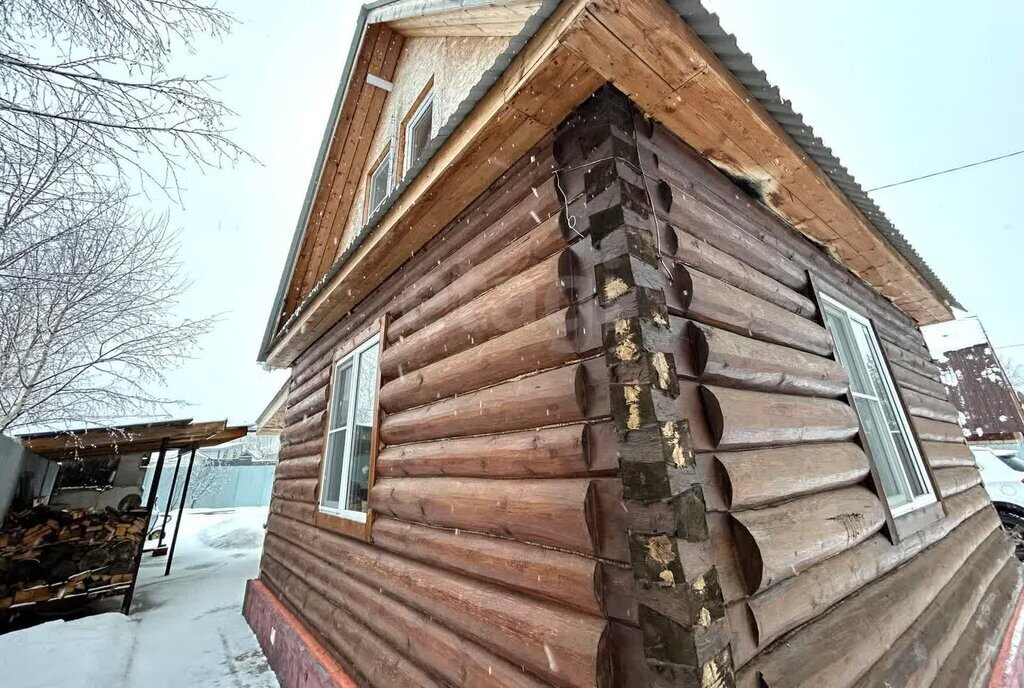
405, 94, 433, 171
319, 336, 380, 520
998, 454, 1024, 472
321, 363, 351, 510
368, 152, 391, 216
822, 297, 934, 516
345, 345, 378, 513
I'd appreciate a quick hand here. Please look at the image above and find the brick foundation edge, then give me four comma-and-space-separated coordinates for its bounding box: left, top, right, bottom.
243, 578, 359, 688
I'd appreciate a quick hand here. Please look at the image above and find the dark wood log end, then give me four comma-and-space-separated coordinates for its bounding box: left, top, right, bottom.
729, 516, 764, 597
699, 385, 725, 447
675, 264, 695, 312
713, 457, 734, 511
690, 321, 711, 377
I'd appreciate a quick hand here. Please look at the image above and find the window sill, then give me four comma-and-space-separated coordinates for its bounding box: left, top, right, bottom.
315, 509, 371, 541
891, 499, 945, 542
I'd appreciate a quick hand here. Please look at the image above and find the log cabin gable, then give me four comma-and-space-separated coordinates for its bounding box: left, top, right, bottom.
263, 0, 960, 370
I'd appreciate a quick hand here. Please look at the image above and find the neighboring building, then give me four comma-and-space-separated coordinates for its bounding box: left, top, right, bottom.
923, 316, 1024, 446
247, 2, 1023, 687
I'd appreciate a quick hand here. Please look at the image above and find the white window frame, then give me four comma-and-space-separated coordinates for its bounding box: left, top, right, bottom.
319, 334, 380, 522
367, 146, 393, 219
821, 294, 936, 518
403, 90, 433, 173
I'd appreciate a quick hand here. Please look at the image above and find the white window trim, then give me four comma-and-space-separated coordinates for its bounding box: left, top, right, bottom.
319, 334, 380, 522
403, 90, 434, 173
821, 293, 936, 518
367, 146, 393, 219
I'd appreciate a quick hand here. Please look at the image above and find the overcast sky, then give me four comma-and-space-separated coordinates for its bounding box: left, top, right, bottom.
155, 1, 1024, 425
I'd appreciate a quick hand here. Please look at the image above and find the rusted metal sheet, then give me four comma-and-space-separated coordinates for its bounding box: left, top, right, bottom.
941, 343, 1024, 441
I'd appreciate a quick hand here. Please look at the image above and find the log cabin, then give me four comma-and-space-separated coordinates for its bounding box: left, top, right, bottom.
248, 1, 1024, 686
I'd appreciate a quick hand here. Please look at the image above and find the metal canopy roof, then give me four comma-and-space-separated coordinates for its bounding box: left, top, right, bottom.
19, 419, 249, 461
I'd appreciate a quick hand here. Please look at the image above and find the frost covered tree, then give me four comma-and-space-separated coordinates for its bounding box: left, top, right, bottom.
185, 453, 229, 508
0, 0, 242, 431
1, 0, 244, 188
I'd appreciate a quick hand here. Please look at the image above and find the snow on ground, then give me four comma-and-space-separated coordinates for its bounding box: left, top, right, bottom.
0, 507, 279, 688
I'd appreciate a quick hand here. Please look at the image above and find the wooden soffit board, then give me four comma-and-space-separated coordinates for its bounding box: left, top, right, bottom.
267, 0, 950, 366
561, 0, 952, 325
280, 23, 405, 328
384, 0, 543, 36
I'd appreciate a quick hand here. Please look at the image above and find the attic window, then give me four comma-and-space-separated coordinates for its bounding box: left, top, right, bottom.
820, 294, 936, 517
366, 146, 393, 219
403, 88, 433, 172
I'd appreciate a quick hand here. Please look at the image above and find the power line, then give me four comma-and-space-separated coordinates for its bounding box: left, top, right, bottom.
866, 148, 1024, 192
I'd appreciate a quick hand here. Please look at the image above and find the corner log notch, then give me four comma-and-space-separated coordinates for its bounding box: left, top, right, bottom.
555, 86, 734, 687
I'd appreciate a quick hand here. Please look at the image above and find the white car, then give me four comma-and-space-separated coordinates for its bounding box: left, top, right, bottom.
973, 446, 1024, 559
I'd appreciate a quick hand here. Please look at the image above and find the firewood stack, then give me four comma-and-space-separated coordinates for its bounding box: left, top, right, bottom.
0, 506, 146, 609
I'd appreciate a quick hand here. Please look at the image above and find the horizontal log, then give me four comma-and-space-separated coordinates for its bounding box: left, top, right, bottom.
261, 554, 442, 688
283, 384, 327, 426
715, 442, 870, 510
670, 227, 816, 317
274, 455, 321, 481
289, 363, 329, 399
691, 321, 848, 397
923, 440, 976, 468
388, 214, 569, 343
934, 466, 983, 498
272, 477, 317, 502
269, 496, 315, 524
700, 384, 860, 449
291, 151, 559, 379
851, 528, 1010, 688
371, 517, 605, 616
389, 168, 561, 324
730, 486, 886, 594
644, 124, 930, 352
370, 476, 621, 558
280, 410, 325, 447
676, 266, 833, 356
264, 537, 548, 688
746, 485, 992, 650
380, 363, 588, 445
380, 250, 575, 380
739, 506, 1000, 688
651, 173, 808, 290
912, 416, 967, 443
278, 438, 322, 462
266, 514, 611, 688
376, 422, 617, 479
883, 340, 942, 381
379, 307, 584, 413
890, 362, 949, 400
932, 558, 1023, 688
904, 387, 960, 424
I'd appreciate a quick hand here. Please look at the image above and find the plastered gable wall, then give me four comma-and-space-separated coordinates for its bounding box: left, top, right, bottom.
339, 35, 513, 253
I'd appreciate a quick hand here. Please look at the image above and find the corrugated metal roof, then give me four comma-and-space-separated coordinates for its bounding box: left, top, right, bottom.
670, 0, 961, 311
261, 0, 961, 362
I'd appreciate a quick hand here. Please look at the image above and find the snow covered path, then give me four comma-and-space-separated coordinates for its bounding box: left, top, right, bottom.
0, 507, 279, 688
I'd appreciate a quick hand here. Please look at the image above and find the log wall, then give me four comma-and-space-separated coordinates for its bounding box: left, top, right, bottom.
261, 85, 1021, 688
592, 88, 1021, 686
263, 124, 632, 688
